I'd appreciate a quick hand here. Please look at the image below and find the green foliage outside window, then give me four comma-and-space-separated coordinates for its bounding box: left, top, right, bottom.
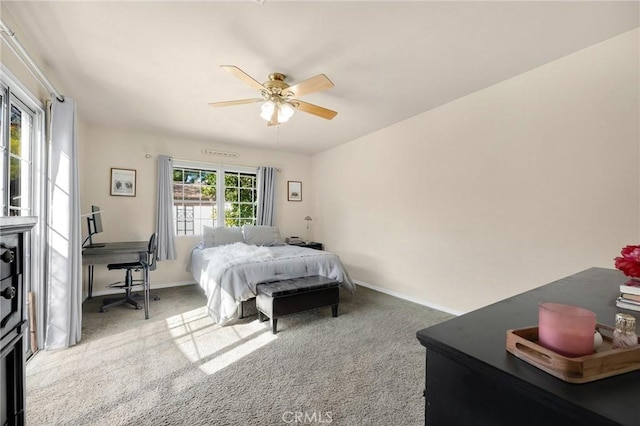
224, 172, 256, 227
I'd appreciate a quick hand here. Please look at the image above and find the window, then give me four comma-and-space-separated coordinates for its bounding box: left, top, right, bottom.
1, 84, 34, 216
1, 70, 45, 359
172, 162, 257, 235
224, 171, 256, 227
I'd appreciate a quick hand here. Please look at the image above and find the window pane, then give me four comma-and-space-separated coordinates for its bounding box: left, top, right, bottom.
173, 167, 212, 235
9, 157, 21, 210
225, 188, 237, 202
202, 171, 216, 185
184, 170, 199, 183
239, 204, 253, 217
173, 183, 185, 200
225, 174, 238, 187
240, 175, 253, 188
184, 184, 200, 201
239, 188, 253, 202
201, 185, 216, 201
10, 105, 22, 156
7, 101, 32, 216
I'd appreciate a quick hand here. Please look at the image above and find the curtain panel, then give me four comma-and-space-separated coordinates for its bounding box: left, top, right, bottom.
157, 155, 177, 260
256, 166, 276, 226
45, 98, 82, 349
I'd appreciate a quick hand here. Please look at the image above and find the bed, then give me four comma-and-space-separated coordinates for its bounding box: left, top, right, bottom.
190, 225, 355, 324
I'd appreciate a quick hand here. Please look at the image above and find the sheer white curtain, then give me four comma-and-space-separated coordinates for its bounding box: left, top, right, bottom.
157, 155, 177, 260
44, 98, 82, 349
256, 166, 276, 226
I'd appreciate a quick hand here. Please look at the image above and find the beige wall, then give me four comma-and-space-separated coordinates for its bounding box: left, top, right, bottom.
312, 29, 640, 315
80, 126, 313, 295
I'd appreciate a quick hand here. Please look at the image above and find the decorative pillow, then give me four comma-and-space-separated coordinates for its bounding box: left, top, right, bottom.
242, 225, 283, 246
202, 226, 244, 247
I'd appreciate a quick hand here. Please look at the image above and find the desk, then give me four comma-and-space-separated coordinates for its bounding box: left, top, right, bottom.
416, 268, 640, 426
82, 241, 147, 298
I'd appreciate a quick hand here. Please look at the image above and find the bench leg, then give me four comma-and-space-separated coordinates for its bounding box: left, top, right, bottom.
332, 304, 338, 317
271, 318, 278, 334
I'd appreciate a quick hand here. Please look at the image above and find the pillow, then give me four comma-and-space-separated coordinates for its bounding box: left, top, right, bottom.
242, 225, 283, 246
202, 226, 244, 247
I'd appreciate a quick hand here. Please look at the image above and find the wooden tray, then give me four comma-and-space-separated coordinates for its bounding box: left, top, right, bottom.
506, 324, 640, 383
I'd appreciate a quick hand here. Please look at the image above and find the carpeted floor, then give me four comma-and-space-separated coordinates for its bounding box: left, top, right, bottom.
25, 284, 452, 425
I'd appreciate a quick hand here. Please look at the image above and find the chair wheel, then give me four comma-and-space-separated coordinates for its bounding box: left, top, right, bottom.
100, 307, 108, 313
153, 296, 161, 301
135, 304, 142, 310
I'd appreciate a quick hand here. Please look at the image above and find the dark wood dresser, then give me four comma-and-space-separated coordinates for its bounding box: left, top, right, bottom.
1, 216, 37, 426
416, 267, 640, 426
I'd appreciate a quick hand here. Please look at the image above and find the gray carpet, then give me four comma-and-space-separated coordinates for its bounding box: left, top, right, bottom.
26, 284, 453, 425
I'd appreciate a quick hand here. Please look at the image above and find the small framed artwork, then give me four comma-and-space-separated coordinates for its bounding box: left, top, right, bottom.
287, 181, 302, 202
110, 168, 136, 197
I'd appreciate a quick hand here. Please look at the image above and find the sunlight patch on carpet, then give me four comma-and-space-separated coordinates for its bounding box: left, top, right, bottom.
166, 307, 277, 375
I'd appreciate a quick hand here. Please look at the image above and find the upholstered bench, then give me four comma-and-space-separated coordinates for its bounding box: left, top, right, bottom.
256, 275, 339, 334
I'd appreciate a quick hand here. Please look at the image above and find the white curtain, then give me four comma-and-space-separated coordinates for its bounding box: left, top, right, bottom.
256, 166, 276, 226
44, 98, 82, 349
157, 155, 177, 260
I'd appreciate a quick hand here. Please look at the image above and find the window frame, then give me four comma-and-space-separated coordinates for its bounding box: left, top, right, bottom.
172, 159, 257, 235
1, 67, 46, 357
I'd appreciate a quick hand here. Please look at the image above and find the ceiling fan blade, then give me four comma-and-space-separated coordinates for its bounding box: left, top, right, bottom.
293, 100, 337, 120
208, 98, 263, 107
285, 74, 334, 97
220, 65, 266, 91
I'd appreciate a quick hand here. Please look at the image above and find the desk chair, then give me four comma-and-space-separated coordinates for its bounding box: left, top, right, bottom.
100, 233, 159, 319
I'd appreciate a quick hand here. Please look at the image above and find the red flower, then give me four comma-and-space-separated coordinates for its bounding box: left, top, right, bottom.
614, 245, 640, 277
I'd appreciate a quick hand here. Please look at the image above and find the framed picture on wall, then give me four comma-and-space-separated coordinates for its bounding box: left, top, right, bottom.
110, 168, 136, 197
288, 181, 302, 202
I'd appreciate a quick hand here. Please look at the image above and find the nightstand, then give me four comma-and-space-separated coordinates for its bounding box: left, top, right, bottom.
289, 241, 324, 251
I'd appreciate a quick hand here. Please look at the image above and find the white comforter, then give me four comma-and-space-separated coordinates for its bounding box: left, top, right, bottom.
191, 243, 355, 324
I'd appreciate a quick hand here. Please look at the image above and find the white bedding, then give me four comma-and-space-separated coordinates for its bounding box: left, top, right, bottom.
191, 242, 355, 324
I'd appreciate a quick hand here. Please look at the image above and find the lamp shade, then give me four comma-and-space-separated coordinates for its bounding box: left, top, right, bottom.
260, 100, 295, 124
260, 101, 275, 121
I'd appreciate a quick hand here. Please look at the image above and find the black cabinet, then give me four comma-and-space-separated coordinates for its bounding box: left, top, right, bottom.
1, 217, 36, 426
416, 268, 640, 426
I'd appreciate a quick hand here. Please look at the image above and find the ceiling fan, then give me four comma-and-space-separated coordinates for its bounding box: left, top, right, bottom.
209, 65, 337, 126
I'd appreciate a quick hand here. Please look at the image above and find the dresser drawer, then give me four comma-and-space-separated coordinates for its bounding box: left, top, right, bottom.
0, 274, 22, 339
1, 233, 19, 281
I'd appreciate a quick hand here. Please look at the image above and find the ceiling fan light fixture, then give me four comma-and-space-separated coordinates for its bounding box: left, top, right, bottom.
279, 102, 295, 121
260, 100, 295, 124
260, 100, 275, 121
211, 65, 336, 124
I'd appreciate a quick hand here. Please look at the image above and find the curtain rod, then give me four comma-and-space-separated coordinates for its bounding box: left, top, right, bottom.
169, 156, 281, 172
0, 19, 64, 102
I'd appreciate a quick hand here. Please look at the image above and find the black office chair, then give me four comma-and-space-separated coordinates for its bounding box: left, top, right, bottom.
100, 233, 159, 319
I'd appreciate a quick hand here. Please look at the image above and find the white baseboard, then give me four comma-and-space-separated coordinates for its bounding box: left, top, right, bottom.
88, 278, 464, 317
87, 280, 197, 299
353, 279, 464, 316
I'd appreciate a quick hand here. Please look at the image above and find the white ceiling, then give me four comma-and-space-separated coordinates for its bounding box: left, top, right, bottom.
2, 1, 639, 155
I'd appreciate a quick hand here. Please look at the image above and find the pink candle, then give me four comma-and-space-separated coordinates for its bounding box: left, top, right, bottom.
538, 302, 596, 357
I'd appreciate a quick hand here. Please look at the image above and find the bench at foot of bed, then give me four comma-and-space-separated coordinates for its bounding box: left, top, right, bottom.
256, 276, 339, 334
